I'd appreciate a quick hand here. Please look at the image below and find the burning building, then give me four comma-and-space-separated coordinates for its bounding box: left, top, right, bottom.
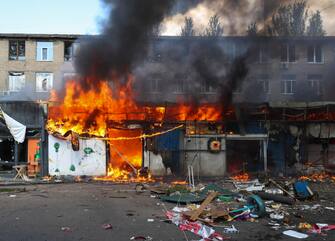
1, 33, 335, 179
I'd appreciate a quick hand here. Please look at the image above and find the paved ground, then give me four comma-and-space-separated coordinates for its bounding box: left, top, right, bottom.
0, 182, 334, 241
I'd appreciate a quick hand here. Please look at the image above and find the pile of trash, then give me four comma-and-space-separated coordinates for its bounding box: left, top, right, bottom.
143, 176, 335, 240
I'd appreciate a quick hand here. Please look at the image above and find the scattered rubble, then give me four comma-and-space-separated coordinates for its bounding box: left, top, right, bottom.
138, 174, 335, 240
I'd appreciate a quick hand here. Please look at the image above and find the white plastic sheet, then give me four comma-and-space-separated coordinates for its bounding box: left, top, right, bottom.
1, 110, 26, 143
283, 230, 308, 239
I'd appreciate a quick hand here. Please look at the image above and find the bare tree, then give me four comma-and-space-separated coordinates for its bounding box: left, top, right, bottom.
181, 17, 196, 37
247, 22, 258, 36
204, 14, 224, 37
268, 1, 308, 36
307, 10, 326, 36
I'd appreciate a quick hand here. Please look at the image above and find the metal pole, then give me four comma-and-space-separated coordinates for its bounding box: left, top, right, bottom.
263, 139, 268, 172
14, 141, 18, 166
40, 103, 48, 176
109, 144, 137, 174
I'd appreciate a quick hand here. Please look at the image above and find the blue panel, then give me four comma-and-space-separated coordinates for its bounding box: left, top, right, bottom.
156, 129, 181, 151
268, 133, 285, 173
245, 121, 267, 134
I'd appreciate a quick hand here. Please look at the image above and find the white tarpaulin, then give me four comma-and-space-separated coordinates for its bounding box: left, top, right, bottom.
1, 110, 26, 143
48, 135, 107, 176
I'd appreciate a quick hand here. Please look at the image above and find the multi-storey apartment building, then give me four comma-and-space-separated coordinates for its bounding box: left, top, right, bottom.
0, 34, 79, 99
0, 34, 333, 102
0, 34, 334, 176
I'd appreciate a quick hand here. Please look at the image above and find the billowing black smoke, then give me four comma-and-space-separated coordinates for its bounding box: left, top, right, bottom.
73, 0, 269, 108
75, 0, 176, 89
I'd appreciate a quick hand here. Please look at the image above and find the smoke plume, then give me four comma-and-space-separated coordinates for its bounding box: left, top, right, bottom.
75, 0, 176, 88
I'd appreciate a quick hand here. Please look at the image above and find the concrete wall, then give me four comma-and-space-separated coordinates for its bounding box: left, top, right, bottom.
181, 135, 226, 177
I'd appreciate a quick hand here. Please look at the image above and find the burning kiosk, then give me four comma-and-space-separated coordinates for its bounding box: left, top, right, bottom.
46, 75, 269, 179
46, 77, 222, 179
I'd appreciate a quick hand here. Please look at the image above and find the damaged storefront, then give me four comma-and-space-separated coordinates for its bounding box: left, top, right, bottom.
144, 117, 269, 177
0, 101, 48, 176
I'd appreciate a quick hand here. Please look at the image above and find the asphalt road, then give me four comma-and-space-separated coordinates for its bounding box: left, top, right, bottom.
0, 182, 334, 241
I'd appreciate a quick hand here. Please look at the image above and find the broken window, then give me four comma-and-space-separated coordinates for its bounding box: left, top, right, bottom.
64, 41, 79, 61
281, 44, 295, 63
8, 72, 25, 91
308, 74, 322, 96
9, 40, 25, 61
36, 41, 53, 61
281, 75, 296, 94
307, 45, 323, 63
36, 73, 53, 92
258, 75, 270, 93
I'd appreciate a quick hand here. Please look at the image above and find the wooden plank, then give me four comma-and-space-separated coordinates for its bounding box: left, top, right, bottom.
190, 191, 218, 221
269, 179, 296, 199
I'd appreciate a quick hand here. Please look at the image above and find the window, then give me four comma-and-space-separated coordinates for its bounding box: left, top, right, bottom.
150, 77, 161, 93
308, 74, 322, 95
307, 45, 323, 63
64, 41, 79, 61
8, 72, 25, 91
201, 79, 215, 93
174, 74, 187, 93
36, 73, 53, 92
258, 45, 270, 63
258, 75, 270, 93
150, 43, 162, 62
42, 48, 48, 60
281, 44, 295, 63
281, 75, 296, 95
36, 42, 53, 61
223, 42, 236, 63
9, 40, 25, 60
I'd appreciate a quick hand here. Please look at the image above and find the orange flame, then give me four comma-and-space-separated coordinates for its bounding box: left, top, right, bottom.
231, 173, 250, 182
47, 76, 223, 182
299, 172, 335, 182
171, 180, 188, 185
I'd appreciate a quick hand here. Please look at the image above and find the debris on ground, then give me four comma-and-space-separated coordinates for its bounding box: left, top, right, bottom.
130, 236, 152, 240
102, 223, 113, 230
61, 227, 71, 232
147, 173, 335, 240
1, 170, 334, 240
283, 230, 309, 239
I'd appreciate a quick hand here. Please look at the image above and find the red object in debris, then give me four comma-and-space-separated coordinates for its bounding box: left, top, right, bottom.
309, 224, 335, 234
102, 223, 113, 230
